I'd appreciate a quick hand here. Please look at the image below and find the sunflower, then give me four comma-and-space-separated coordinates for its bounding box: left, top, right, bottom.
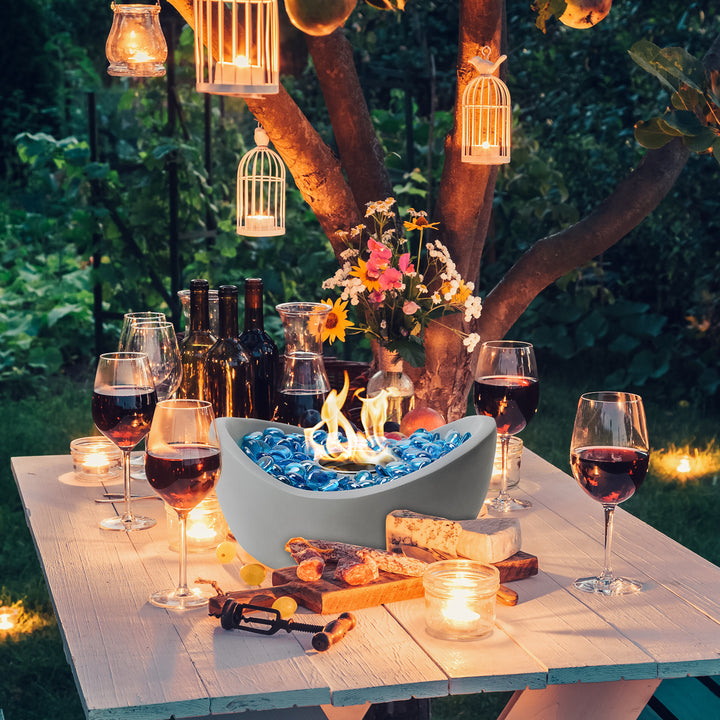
321, 298, 352, 344
349, 258, 382, 292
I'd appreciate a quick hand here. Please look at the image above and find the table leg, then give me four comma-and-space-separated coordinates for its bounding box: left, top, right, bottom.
497, 678, 661, 720
321, 703, 371, 720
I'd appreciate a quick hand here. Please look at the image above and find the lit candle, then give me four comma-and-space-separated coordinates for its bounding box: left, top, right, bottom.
676, 455, 692, 474
245, 214, 275, 232
423, 560, 499, 641
166, 493, 228, 552
214, 56, 256, 86
0, 606, 20, 632
70, 437, 122, 483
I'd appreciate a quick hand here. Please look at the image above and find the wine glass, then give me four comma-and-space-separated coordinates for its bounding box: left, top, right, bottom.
474, 340, 539, 513
570, 391, 649, 595
146, 399, 221, 609
92, 352, 158, 531
118, 311, 166, 351
125, 320, 183, 401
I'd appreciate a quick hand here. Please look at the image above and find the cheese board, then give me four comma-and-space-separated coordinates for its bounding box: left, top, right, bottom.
208, 551, 538, 615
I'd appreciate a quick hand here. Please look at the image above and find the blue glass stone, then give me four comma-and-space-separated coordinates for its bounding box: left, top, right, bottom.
461, 432, 471, 443
275, 474, 293, 486
286, 472, 306, 487
264, 427, 285, 438
321, 479, 341, 491
245, 431, 264, 441
241, 437, 268, 460
409, 457, 432, 471
269, 445, 293, 461
256, 455, 276, 472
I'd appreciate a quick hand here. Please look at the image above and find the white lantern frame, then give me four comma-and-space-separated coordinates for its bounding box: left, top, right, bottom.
193, 0, 279, 97
461, 48, 511, 165
237, 127, 286, 237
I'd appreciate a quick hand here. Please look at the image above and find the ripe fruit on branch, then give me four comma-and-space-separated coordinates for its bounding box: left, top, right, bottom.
559, 0, 612, 29
285, 0, 357, 36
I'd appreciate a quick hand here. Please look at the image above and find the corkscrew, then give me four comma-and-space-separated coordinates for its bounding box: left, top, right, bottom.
212, 598, 356, 651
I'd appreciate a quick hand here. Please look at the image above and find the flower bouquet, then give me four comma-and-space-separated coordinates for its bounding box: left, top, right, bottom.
321, 198, 482, 367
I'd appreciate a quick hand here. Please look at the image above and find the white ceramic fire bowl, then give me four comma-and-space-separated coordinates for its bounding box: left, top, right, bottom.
215, 415, 497, 569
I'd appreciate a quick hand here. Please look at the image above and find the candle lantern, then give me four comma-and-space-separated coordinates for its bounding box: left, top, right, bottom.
461, 47, 511, 165
194, 0, 279, 97
105, 2, 168, 77
423, 560, 499, 641
165, 492, 229, 552
237, 126, 286, 236
70, 437, 123, 484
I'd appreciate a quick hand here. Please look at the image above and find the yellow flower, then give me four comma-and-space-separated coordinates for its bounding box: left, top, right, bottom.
440, 279, 472, 305
321, 298, 352, 344
403, 216, 440, 233
349, 258, 381, 292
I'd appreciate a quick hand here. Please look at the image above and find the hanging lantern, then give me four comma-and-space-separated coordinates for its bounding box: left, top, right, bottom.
194, 0, 279, 97
461, 47, 511, 165
237, 126, 285, 236
105, 2, 167, 78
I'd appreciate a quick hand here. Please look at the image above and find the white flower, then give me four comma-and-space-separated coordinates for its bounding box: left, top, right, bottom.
463, 333, 481, 353
340, 247, 359, 260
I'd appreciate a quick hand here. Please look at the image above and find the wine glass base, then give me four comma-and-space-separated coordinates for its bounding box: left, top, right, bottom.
574, 575, 642, 595
486, 495, 532, 513
149, 587, 212, 610
100, 514, 156, 531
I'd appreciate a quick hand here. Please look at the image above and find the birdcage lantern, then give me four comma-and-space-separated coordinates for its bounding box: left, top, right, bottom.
237, 126, 285, 237
194, 0, 279, 97
461, 48, 511, 165
105, 1, 167, 77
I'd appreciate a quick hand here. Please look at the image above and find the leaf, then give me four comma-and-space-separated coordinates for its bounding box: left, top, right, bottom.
663, 110, 706, 136
386, 337, 425, 368
47, 304, 82, 327
682, 127, 717, 153
634, 118, 674, 149
629, 40, 705, 92
671, 86, 703, 111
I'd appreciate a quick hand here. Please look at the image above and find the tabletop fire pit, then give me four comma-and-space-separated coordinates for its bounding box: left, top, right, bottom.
216, 413, 497, 568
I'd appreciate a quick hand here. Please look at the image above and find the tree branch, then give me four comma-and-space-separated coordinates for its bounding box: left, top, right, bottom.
306, 29, 393, 210
477, 138, 691, 341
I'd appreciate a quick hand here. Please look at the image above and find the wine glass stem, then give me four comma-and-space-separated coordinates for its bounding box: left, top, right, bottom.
498, 434, 511, 502
121, 449, 135, 525
177, 511, 190, 597
601, 503, 616, 582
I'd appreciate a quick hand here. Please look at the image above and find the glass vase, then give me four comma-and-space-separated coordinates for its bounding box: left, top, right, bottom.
366, 345, 415, 427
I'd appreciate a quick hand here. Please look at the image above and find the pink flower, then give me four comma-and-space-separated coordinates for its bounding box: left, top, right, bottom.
368, 290, 386, 304
378, 267, 403, 291
402, 300, 420, 315
399, 253, 415, 275
367, 238, 392, 261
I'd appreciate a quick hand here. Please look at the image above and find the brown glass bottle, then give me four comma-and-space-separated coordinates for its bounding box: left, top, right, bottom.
239, 278, 279, 420
178, 279, 216, 400
204, 285, 252, 417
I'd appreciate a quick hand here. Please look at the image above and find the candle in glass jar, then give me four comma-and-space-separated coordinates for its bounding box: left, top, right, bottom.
423, 560, 499, 641
70, 437, 123, 483
245, 214, 275, 232
166, 493, 229, 552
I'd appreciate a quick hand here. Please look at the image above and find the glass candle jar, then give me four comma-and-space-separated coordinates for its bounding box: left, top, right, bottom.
70, 437, 123, 484
165, 492, 229, 552
489, 436, 523, 491
423, 560, 499, 641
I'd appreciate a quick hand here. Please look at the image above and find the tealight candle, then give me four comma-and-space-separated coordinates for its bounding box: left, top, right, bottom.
245, 214, 276, 232
423, 560, 499, 641
165, 492, 229, 553
70, 437, 122, 484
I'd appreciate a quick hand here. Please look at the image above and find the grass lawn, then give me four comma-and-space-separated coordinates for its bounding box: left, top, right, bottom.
1, 357, 718, 720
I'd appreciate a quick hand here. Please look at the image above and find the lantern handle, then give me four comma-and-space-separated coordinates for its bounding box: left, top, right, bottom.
469, 52, 506, 76
254, 125, 270, 148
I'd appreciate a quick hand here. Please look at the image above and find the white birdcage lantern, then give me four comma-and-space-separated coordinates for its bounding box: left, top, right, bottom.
193, 0, 279, 97
105, 1, 167, 77
237, 126, 285, 237
461, 48, 511, 165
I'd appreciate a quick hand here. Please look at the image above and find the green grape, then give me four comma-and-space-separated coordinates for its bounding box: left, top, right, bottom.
216, 540, 237, 564
272, 596, 298, 620
239, 563, 267, 586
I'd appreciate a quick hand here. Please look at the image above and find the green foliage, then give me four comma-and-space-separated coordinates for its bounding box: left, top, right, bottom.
630, 40, 720, 159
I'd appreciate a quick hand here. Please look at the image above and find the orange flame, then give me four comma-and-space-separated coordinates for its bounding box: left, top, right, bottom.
304, 373, 397, 468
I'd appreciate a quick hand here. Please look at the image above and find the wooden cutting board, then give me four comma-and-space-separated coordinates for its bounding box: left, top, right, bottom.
211, 551, 538, 614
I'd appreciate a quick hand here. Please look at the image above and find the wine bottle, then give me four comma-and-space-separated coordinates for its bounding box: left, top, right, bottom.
204, 285, 252, 417
239, 278, 279, 420
178, 279, 217, 400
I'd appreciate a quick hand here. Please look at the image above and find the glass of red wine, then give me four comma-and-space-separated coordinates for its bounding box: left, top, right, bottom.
92, 352, 158, 531
146, 399, 221, 610
474, 340, 539, 513
570, 391, 649, 595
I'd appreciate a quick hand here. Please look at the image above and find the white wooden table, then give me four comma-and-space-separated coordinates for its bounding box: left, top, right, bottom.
12, 451, 720, 720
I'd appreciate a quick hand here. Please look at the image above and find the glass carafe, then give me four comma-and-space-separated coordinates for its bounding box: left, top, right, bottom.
272, 302, 331, 427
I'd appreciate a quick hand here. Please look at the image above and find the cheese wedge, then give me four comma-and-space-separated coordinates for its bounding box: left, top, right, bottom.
457, 517, 521, 564
385, 509, 462, 556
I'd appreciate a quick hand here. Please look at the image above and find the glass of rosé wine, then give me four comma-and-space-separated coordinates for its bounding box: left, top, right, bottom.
570, 391, 649, 595
146, 399, 221, 610
92, 352, 158, 531
474, 340, 539, 513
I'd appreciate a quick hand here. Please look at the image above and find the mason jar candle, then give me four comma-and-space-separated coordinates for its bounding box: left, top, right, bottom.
423, 560, 499, 640
165, 492, 229, 552
70, 437, 122, 484
489, 436, 523, 491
